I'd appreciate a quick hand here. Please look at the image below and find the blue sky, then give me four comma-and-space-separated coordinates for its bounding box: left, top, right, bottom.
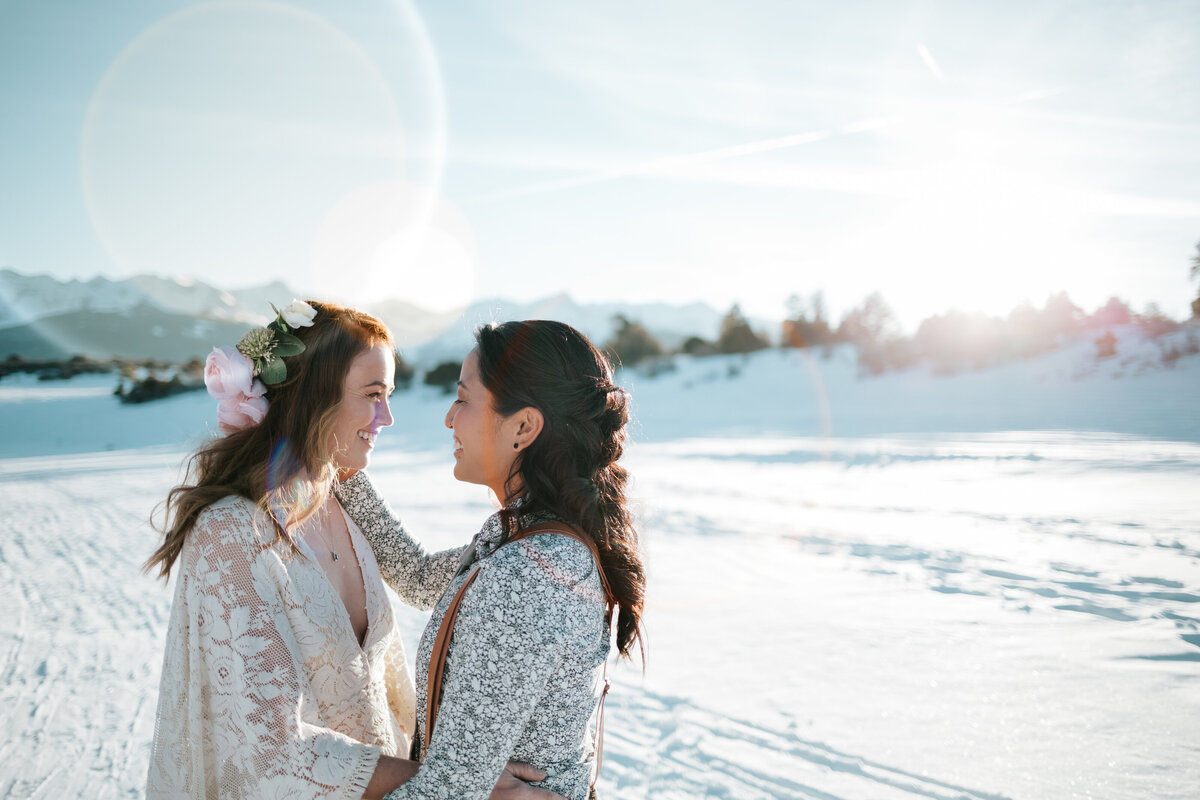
2, 0, 1198, 329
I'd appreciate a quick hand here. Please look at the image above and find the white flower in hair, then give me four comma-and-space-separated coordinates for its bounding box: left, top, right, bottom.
281, 299, 317, 328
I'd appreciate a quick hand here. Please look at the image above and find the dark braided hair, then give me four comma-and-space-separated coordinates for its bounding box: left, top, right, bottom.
476, 320, 646, 662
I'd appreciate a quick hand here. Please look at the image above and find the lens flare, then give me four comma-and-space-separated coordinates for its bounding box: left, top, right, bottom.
80, 0, 445, 299
794, 347, 835, 460
309, 179, 479, 333
265, 436, 310, 519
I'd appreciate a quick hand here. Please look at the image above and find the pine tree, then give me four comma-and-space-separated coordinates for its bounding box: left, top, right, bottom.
717, 305, 769, 354
603, 315, 665, 367
781, 292, 833, 348
836, 294, 913, 374
680, 336, 717, 357
423, 360, 462, 393
835, 292, 899, 346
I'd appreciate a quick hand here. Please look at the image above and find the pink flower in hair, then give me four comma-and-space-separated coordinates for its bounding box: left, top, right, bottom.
216, 394, 269, 435
205, 346, 269, 434
205, 346, 265, 400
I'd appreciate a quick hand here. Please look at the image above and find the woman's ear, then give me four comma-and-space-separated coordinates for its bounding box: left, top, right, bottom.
512, 406, 544, 451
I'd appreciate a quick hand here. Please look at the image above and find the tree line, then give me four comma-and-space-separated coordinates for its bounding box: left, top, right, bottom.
605, 241, 1200, 375
603, 291, 1197, 376
11, 243, 1199, 393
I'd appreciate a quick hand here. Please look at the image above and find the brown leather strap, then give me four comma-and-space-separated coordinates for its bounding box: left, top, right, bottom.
424, 563, 483, 755
423, 522, 614, 789
510, 522, 614, 604
508, 523, 615, 789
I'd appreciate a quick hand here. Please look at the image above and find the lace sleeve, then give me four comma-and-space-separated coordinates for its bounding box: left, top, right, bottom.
157, 501, 381, 799
335, 471, 467, 609
385, 537, 600, 800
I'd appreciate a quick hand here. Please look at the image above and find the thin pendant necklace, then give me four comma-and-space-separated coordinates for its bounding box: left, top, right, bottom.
312, 500, 344, 563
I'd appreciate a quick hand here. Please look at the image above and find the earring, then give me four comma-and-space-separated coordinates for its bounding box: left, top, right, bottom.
513, 442, 519, 450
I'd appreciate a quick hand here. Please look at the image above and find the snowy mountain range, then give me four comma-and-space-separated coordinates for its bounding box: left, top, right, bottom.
0, 268, 752, 363
0, 269, 292, 328
397, 293, 734, 364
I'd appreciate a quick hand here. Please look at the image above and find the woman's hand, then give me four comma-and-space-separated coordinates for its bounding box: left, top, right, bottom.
365, 757, 565, 799
489, 762, 566, 800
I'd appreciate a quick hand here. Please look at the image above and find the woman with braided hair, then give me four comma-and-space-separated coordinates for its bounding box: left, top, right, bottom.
337, 319, 647, 800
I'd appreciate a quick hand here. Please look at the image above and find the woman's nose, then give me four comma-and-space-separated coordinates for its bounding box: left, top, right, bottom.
444, 404, 455, 429
377, 397, 394, 428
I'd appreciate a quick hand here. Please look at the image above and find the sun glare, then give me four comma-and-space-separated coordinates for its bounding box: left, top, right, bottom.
80, 0, 442, 293
310, 180, 478, 315
859, 96, 1103, 321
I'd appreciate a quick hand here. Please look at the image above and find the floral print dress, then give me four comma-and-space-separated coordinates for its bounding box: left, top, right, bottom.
336, 472, 611, 800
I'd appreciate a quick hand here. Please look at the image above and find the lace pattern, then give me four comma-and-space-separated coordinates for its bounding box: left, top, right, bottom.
339, 473, 610, 800
147, 495, 416, 799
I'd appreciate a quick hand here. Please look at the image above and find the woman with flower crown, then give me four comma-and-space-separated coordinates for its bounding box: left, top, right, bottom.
144, 301, 559, 800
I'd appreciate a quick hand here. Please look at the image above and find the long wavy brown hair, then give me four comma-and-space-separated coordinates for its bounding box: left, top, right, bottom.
476, 320, 646, 662
144, 301, 393, 580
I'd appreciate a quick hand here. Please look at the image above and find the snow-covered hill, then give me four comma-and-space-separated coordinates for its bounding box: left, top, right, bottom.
2, 322, 1196, 457
621, 323, 1200, 443
0, 327, 1197, 799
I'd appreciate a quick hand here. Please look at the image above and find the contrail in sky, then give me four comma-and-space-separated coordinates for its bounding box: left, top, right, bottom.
476, 116, 895, 201
916, 43, 946, 82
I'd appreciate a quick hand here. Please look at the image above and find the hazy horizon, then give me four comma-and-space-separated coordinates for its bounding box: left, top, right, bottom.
6, 264, 1191, 339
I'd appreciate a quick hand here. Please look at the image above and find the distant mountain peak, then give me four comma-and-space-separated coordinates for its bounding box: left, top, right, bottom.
0, 267, 776, 364
0, 268, 302, 330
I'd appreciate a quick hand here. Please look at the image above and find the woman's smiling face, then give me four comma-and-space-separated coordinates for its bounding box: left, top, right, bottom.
329, 344, 395, 472
444, 349, 520, 498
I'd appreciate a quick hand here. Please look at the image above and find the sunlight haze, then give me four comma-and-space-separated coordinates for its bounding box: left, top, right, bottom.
2, 0, 1197, 330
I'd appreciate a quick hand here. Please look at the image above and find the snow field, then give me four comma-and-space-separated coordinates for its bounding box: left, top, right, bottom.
1, 337, 1198, 799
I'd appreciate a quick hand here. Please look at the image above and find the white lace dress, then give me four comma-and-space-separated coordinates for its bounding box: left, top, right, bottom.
147, 495, 436, 799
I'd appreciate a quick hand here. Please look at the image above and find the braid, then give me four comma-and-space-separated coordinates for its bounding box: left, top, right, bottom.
478, 321, 646, 661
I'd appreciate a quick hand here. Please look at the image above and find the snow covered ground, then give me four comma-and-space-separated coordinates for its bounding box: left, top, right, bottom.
1, 329, 1198, 799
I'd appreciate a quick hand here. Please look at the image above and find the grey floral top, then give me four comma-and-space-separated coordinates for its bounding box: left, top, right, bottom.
336, 472, 610, 800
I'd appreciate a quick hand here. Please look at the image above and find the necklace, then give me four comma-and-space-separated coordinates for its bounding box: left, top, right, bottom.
311, 500, 345, 563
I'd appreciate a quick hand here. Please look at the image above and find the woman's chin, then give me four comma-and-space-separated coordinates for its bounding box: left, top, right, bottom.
451, 463, 487, 487
334, 456, 369, 475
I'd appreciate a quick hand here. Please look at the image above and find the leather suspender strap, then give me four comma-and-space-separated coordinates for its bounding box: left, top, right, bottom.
424, 564, 483, 756
507, 523, 616, 790
511, 522, 615, 605
423, 521, 615, 789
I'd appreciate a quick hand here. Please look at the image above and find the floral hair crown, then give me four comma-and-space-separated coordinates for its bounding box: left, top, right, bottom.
204, 300, 317, 435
